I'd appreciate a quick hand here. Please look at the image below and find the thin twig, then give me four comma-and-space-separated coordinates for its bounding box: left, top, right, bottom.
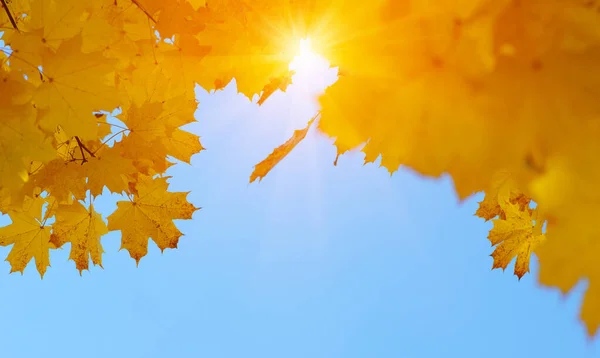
75, 137, 87, 164
93, 129, 127, 155
97, 120, 128, 131
28, 161, 44, 176
131, 0, 157, 23
75, 136, 96, 164
79, 139, 96, 157
1, 0, 18, 30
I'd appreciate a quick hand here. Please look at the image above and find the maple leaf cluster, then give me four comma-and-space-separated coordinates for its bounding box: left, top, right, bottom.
3, 0, 600, 338
0, 0, 301, 277
297, 0, 600, 336
0, 0, 320, 278
249, 0, 600, 337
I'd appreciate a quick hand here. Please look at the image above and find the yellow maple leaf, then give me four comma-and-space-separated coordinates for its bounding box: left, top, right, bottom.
26, 159, 86, 203
2, 0, 89, 82
120, 137, 175, 176
19, 0, 87, 49
106, 175, 199, 264
50, 202, 108, 274
54, 125, 79, 161
315, 0, 581, 198
82, 143, 137, 196
0, 195, 55, 277
154, 0, 208, 38
0, 91, 54, 189
193, 0, 299, 98
531, 125, 600, 336
81, 0, 154, 54
250, 115, 316, 183
187, 0, 206, 10
475, 171, 532, 221
0, 68, 35, 105
257, 73, 294, 106
160, 129, 204, 164
2, 29, 47, 83
152, 34, 211, 98
488, 205, 545, 279
120, 99, 203, 173
34, 35, 119, 140
1, 4, 600, 345
0, 68, 55, 188
119, 68, 191, 110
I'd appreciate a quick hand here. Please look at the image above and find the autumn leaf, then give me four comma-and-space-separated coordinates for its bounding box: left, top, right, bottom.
50, 202, 108, 274
193, 0, 299, 97
257, 72, 294, 106
475, 171, 532, 221
26, 159, 86, 203
153, 0, 208, 38
153, 34, 211, 98
530, 126, 600, 336
0, 74, 54, 189
119, 99, 203, 174
0, 195, 55, 277
1, 0, 600, 340
80, 0, 154, 54
18, 0, 87, 49
34, 35, 120, 140
2, 0, 87, 80
160, 129, 204, 164
250, 114, 316, 183
83, 143, 138, 196
54, 125, 79, 161
107, 175, 198, 264
488, 205, 545, 279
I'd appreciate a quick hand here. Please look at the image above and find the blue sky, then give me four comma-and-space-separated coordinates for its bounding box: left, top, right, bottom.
0, 49, 599, 358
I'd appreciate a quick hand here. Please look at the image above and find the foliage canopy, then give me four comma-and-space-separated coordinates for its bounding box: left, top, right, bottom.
1, 0, 600, 337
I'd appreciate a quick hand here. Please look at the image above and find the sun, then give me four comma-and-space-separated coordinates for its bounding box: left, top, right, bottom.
289, 38, 319, 73
286, 37, 337, 95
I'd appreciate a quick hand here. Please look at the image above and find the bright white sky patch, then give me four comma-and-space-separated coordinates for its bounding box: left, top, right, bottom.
288, 38, 337, 100
289, 38, 319, 73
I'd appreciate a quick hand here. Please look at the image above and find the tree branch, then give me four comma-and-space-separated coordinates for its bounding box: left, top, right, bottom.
75, 136, 96, 164
1, 0, 18, 30
131, 0, 157, 23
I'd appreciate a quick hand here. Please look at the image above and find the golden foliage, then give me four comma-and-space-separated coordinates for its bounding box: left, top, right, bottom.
250, 113, 317, 183
308, 0, 600, 336
1, 0, 600, 337
250, 0, 600, 336
488, 205, 545, 279
107, 175, 198, 264
0, 0, 305, 280
51, 202, 108, 274
0, 195, 55, 277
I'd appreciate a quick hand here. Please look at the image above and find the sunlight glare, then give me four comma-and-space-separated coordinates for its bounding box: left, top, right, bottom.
287, 37, 337, 98
289, 38, 319, 74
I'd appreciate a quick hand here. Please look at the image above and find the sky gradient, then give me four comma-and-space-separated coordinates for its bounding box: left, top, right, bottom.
0, 48, 598, 358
